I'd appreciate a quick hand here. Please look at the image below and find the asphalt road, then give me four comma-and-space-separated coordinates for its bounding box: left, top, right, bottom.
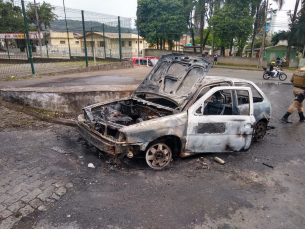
1, 83, 305, 229
0, 66, 294, 89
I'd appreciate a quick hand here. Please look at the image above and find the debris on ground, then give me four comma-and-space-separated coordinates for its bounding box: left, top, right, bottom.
262, 163, 274, 169
88, 163, 95, 168
214, 157, 225, 165
196, 157, 210, 170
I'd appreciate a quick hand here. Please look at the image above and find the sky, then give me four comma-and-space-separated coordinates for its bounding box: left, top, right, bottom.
35, 0, 300, 32
35, 0, 138, 18
271, 0, 301, 32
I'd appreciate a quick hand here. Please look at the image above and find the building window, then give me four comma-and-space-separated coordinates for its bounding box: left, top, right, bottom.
122, 41, 125, 47
75, 41, 79, 44
129, 41, 132, 46
100, 41, 105, 47
140, 41, 142, 44
60, 41, 65, 44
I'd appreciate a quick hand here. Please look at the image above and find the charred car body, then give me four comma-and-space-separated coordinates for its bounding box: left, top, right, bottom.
78, 54, 271, 170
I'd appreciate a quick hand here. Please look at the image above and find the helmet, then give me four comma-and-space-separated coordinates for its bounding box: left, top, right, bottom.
271, 61, 275, 64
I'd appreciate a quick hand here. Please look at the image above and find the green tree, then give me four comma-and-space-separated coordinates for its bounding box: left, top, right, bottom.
0, 0, 24, 33
211, 0, 254, 56
136, 0, 187, 50
26, 1, 57, 30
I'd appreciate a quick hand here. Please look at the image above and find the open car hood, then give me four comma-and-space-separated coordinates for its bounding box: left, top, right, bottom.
132, 54, 213, 109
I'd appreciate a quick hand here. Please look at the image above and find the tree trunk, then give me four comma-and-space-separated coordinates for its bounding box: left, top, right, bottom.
190, 28, 195, 52
286, 0, 300, 62
157, 37, 159, 49
229, 38, 233, 56
202, 29, 210, 50
199, 1, 205, 54
286, 40, 292, 66
258, 0, 269, 68
221, 46, 225, 56
160, 38, 162, 49
251, 6, 259, 58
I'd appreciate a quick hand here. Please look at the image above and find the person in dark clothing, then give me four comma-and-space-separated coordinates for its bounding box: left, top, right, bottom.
214, 52, 218, 65
276, 55, 281, 65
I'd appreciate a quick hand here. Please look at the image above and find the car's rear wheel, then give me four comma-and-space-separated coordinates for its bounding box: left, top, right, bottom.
145, 141, 172, 170
253, 121, 267, 141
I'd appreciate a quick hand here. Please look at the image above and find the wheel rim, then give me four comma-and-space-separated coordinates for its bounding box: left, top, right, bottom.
255, 122, 267, 141
280, 73, 287, 81
263, 74, 270, 80
146, 143, 172, 170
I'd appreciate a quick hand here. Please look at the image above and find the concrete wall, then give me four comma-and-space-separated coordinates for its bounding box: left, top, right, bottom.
289, 59, 299, 68
211, 56, 267, 66
299, 58, 305, 68
0, 85, 137, 114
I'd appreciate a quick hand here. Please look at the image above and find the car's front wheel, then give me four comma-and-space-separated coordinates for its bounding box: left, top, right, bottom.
145, 141, 172, 170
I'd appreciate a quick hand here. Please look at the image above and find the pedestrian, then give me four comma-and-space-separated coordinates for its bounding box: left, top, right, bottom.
214, 52, 218, 65
276, 55, 281, 66
207, 54, 210, 59
281, 67, 305, 123
202, 51, 206, 58
282, 54, 286, 67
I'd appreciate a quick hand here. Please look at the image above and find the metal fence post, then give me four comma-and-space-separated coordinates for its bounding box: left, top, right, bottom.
103, 23, 106, 58
21, 0, 35, 74
45, 31, 49, 58
118, 16, 122, 62
81, 10, 88, 67
24, 33, 29, 58
63, 0, 71, 58
5, 36, 10, 60
91, 27, 94, 57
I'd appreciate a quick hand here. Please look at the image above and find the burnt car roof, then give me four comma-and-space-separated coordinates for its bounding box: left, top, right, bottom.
133, 54, 213, 108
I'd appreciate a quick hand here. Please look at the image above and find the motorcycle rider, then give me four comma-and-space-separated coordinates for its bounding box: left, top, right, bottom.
281, 66, 305, 123
269, 61, 279, 78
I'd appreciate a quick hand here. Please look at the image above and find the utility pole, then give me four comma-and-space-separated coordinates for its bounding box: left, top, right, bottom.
33, 0, 43, 57
258, 0, 269, 68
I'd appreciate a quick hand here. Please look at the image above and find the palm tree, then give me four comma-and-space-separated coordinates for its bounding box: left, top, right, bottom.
26, 1, 58, 31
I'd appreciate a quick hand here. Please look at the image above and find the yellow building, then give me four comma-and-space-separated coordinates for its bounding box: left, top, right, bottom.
44, 31, 81, 55
80, 32, 148, 58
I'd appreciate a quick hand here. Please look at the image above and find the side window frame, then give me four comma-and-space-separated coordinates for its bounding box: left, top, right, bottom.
190, 86, 253, 117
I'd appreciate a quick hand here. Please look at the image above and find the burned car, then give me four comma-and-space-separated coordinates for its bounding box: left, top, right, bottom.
78, 54, 271, 170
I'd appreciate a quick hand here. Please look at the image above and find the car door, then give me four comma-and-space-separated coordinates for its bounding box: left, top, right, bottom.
186, 86, 255, 153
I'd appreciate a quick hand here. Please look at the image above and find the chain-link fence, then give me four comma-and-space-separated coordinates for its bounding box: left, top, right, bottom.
0, 0, 135, 79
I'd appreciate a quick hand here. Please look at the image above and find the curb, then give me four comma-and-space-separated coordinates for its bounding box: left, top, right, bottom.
213, 66, 262, 71
0, 99, 77, 127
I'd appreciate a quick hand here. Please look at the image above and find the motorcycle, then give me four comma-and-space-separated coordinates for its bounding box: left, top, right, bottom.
263, 66, 287, 81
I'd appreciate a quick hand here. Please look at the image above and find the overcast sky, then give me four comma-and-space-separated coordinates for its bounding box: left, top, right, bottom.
36, 0, 300, 32
35, 0, 138, 18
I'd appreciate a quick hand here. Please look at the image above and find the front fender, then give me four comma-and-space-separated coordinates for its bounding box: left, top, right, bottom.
120, 112, 187, 149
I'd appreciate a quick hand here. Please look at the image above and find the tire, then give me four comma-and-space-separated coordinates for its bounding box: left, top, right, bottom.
263, 73, 270, 80
253, 121, 267, 141
279, 73, 287, 81
145, 141, 172, 170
